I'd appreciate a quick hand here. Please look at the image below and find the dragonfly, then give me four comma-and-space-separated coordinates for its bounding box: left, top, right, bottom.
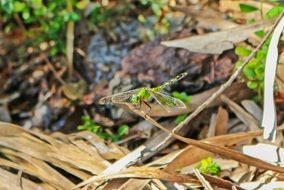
99, 72, 188, 112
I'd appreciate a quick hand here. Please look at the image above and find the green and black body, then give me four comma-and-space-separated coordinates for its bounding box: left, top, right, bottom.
99, 72, 188, 112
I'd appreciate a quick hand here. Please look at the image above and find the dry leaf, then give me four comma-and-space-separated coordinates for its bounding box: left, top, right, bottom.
215, 106, 228, 136
165, 130, 263, 171
241, 100, 262, 122
221, 95, 259, 131
161, 19, 274, 54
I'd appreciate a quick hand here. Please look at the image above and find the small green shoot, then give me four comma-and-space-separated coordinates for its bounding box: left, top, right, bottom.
239, 3, 258, 13
172, 91, 192, 104
77, 115, 129, 142
265, 4, 284, 19
77, 115, 102, 133
118, 124, 130, 137
254, 30, 266, 38
195, 157, 221, 175
175, 113, 188, 124
235, 46, 251, 57
172, 91, 192, 124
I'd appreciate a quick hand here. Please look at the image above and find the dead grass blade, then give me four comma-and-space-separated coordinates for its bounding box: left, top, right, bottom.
166, 130, 264, 171
0, 121, 128, 189
131, 107, 284, 174
0, 168, 55, 190
72, 166, 200, 189
193, 169, 213, 190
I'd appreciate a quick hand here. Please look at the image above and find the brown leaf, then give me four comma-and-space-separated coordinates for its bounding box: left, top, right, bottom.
221, 95, 259, 131
215, 107, 228, 136
161, 19, 274, 54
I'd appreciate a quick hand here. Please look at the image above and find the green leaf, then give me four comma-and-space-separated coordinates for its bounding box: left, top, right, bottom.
14, 1, 26, 12
76, 0, 90, 10
118, 125, 129, 136
64, 12, 80, 22
265, 5, 284, 19
98, 133, 111, 140
195, 157, 221, 175
1, 0, 14, 14
31, 0, 42, 6
243, 67, 256, 79
254, 30, 265, 38
172, 91, 192, 104
22, 10, 30, 20
239, 3, 258, 13
34, 6, 47, 16
235, 46, 251, 57
50, 20, 61, 30
247, 81, 258, 89
50, 46, 59, 56
175, 114, 188, 124
247, 58, 260, 68
255, 65, 264, 76
151, 3, 162, 16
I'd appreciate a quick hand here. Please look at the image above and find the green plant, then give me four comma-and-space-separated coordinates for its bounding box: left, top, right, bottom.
175, 113, 188, 124
235, 41, 268, 97
172, 91, 192, 104
77, 115, 102, 133
239, 3, 259, 13
172, 91, 192, 124
236, 3, 284, 96
1, 0, 81, 56
138, 0, 170, 39
77, 115, 129, 142
195, 157, 221, 175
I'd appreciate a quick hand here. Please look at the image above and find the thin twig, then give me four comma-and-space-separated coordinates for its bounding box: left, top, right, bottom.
42, 54, 66, 85
128, 104, 284, 174
123, 12, 284, 174
160, 12, 284, 145
66, 0, 74, 77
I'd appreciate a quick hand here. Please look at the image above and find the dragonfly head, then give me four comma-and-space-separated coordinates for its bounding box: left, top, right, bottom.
131, 94, 140, 104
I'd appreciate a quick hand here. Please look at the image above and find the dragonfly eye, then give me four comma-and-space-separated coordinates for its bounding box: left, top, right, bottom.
131, 95, 140, 104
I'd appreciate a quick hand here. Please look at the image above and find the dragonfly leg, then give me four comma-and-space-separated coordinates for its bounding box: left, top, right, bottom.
139, 99, 142, 109
143, 100, 152, 115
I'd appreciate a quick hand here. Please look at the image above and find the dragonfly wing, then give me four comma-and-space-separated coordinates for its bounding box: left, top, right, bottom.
99, 89, 140, 105
151, 91, 186, 111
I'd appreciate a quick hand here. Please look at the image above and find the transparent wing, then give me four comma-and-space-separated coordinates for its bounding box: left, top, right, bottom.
99, 89, 140, 105
151, 91, 186, 112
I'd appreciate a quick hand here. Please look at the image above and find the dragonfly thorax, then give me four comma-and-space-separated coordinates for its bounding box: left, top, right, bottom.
130, 88, 151, 104
131, 94, 140, 104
